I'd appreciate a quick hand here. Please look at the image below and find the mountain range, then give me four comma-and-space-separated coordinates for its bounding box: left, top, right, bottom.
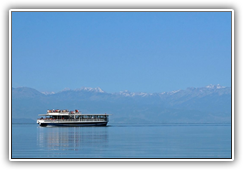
11, 85, 232, 124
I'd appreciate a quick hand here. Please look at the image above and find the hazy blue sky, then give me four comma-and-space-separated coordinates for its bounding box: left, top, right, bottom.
12, 11, 232, 93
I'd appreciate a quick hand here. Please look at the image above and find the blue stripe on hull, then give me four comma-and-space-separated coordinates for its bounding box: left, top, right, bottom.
40, 122, 107, 127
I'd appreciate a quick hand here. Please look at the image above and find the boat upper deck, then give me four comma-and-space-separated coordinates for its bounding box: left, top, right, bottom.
38, 109, 110, 117
39, 113, 111, 116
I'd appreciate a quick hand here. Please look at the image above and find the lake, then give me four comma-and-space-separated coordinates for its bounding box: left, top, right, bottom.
11, 123, 232, 159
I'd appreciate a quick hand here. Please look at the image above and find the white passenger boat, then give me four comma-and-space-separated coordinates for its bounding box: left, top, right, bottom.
37, 109, 110, 127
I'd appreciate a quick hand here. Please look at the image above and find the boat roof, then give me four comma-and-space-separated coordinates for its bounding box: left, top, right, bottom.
38, 113, 111, 116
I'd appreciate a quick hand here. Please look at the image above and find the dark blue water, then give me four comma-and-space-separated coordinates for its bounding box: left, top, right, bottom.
11, 123, 231, 159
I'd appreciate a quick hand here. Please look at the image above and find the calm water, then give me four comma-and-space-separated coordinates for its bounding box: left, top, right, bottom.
11, 123, 232, 159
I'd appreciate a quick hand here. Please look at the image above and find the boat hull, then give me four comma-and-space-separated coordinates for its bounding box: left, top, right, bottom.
38, 121, 107, 127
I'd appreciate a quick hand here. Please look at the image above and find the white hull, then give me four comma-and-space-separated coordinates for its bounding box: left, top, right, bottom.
37, 119, 108, 126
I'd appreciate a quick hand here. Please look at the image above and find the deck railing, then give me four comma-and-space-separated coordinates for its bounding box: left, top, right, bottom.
37, 118, 107, 122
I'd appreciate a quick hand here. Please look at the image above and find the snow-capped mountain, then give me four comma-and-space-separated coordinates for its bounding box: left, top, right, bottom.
117, 90, 152, 97
39, 84, 229, 97
57, 87, 105, 93
206, 84, 226, 89
114, 84, 230, 97
12, 84, 232, 124
75, 87, 105, 93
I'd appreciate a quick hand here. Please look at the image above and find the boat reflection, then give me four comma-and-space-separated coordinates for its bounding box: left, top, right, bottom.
37, 126, 108, 152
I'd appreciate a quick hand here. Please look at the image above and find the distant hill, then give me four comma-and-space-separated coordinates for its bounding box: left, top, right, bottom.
11, 85, 232, 124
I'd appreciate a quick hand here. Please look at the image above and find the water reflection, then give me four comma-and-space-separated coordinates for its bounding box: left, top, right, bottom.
37, 126, 108, 152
